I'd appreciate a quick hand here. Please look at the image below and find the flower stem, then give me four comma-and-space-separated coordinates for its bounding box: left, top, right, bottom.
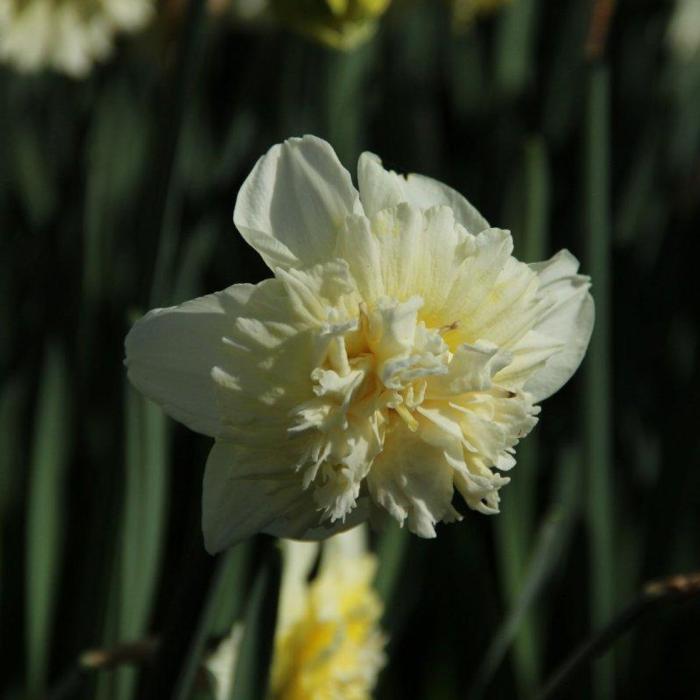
537, 573, 700, 700
583, 61, 615, 700
147, 0, 207, 309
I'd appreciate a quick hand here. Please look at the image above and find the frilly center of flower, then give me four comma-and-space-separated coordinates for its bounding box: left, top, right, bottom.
294, 294, 449, 433
289, 295, 459, 513
280, 271, 540, 532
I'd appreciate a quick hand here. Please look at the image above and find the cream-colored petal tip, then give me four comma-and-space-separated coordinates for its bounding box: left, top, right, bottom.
356, 148, 489, 233
233, 134, 360, 272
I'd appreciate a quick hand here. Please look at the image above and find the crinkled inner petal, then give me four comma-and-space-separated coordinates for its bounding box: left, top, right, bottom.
357, 150, 489, 234
367, 421, 457, 538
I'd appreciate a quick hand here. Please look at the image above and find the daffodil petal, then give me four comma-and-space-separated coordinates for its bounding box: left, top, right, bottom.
202, 440, 310, 553
203, 440, 368, 553
281, 539, 319, 586
336, 203, 477, 312
233, 135, 362, 271
319, 523, 368, 572
271, 523, 385, 699
125, 286, 256, 438
403, 172, 490, 234
264, 497, 369, 541
357, 152, 406, 218
357, 151, 489, 233
277, 539, 320, 631
524, 250, 595, 402
367, 424, 456, 538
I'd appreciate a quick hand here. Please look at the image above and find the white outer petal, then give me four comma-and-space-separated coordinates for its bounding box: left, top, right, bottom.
278, 539, 319, 632
319, 523, 368, 574
264, 499, 370, 541
524, 250, 595, 402
233, 135, 362, 271
206, 625, 244, 700
202, 440, 309, 553
357, 151, 490, 234
202, 441, 369, 553
125, 285, 255, 438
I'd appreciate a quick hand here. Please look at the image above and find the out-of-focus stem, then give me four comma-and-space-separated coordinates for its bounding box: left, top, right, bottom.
493, 135, 550, 697
583, 63, 615, 700
538, 573, 700, 700
585, 0, 616, 62
148, 0, 207, 309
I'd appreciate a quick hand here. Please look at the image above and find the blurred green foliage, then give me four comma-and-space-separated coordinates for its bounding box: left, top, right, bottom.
2, 0, 700, 698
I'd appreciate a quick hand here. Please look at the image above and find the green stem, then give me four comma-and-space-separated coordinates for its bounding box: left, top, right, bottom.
148, 0, 207, 309
471, 448, 579, 699
537, 574, 700, 700
492, 135, 550, 697
172, 551, 238, 700
583, 62, 615, 700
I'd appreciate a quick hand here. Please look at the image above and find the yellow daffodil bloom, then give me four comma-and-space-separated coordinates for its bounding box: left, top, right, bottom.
270, 0, 391, 49
0, 0, 153, 76
207, 525, 386, 700
125, 135, 594, 552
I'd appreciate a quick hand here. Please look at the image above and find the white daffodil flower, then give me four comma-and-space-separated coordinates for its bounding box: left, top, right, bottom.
206, 525, 386, 700
0, 0, 153, 77
125, 135, 594, 552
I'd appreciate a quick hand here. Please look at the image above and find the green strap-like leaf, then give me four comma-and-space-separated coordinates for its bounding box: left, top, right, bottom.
25, 344, 71, 698
230, 546, 282, 700
583, 63, 615, 700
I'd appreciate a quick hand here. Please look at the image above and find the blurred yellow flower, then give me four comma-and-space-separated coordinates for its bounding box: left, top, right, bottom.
450, 0, 512, 28
270, 0, 391, 49
207, 526, 386, 700
0, 0, 153, 77
272, 527, 385, 699
125, 135, 594, 551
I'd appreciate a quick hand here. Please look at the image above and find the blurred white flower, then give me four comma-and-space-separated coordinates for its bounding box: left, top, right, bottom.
125, 135, 594, 551
207, 526, 385, 700
206, 623, 245, 700
668, 0, 700, 61
230, 0, 269, 20
0, 0, 153, 77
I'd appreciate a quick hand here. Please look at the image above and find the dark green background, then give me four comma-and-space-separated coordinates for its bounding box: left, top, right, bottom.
1, 0, 699, 698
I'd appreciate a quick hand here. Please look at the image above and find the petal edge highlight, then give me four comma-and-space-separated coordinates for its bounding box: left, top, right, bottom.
234, 135, 361, 272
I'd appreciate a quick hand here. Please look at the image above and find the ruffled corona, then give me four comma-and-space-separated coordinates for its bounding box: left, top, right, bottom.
0, 0, 153, 76
125, 135, 594, 550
